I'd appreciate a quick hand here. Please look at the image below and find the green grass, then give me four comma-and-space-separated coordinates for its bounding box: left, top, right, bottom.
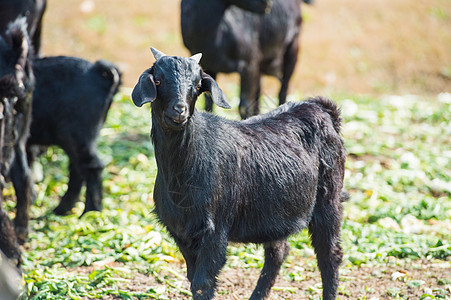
9, 91, 450, 299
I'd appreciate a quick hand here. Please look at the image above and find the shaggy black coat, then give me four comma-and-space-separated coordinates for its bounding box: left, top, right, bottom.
11, 56, 121, 216
181, 0, 310, 119
132, 50, 345, 300
0, 18, 34, 267
0, 0, 47, 56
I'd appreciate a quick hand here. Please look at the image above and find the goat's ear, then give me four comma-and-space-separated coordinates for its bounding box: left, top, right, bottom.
131, 69, 157, 107
8, 18, 29, 69
200, 72, 231, 109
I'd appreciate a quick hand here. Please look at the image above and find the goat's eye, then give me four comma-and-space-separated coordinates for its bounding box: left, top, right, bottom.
155, 80, 160, 86
195, 82, 201, 90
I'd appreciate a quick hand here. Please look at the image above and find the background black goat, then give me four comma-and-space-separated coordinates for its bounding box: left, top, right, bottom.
181, 0, 310, 119
11, 56, 121, 216
0, 18, 34, 265
132, 48, 345, 300
0, 0, 47, 56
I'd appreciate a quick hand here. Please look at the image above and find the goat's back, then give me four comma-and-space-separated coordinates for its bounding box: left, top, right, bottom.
225, 0, 301, 71
182, 0, 301, 75
247, 0, 301, 73
29, 56, 121, 146
233, 99, 342, 242
154, 98, 344, 244
0, 0, 46, 53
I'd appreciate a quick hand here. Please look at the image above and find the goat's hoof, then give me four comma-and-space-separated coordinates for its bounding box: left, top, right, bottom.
82, 204, 103, 215
30, 189, 38, 204
15, 227, 29, 245
53, 205, 73, 216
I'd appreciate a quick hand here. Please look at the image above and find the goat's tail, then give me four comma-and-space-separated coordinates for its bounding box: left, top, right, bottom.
307, 96, 342, 134
93, 60, 122, 97
93, 60, 122, 123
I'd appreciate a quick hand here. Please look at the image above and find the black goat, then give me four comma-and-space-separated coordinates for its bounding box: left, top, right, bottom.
0, 0, 47, 56
132, 48, 345, 300
11, 56, 121, 216
181, 0, 310, 119
0, 18, 34, 264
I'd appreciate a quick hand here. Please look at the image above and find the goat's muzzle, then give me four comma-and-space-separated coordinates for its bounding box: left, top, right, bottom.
164, 104, 189, 130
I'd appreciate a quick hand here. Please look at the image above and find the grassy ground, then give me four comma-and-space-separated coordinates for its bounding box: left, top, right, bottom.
6, 92, 448, 299
3, 0, 451, 299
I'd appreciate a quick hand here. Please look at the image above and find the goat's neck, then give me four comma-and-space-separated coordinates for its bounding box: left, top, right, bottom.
150, 113, 196, 181
181, 0, 227, 49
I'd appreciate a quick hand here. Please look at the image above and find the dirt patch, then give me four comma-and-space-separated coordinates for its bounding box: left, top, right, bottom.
73, 258, 450, 299
40, 0, 451, 96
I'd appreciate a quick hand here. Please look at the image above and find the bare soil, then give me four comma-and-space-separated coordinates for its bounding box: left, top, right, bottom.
40, 0, 451, 96
73, 258, 450, 299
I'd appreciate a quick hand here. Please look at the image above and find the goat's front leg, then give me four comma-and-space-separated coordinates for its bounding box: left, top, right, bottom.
278, 38, 299, 106
10, 144, 32, 244
173, 236, 197, 282
239, 64, 261, 119
0, 204, 22, 268
190, 234, 228, 300
249, 240, 290, 300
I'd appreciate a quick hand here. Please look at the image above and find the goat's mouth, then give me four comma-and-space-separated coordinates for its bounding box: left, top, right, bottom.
164, 115, 189, 130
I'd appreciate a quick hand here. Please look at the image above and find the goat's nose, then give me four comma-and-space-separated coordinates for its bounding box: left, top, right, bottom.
173, 103, 187, 114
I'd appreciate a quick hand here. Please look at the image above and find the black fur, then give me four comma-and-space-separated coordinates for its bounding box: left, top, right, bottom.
181, 0, 310, 119
0, 0, 47, 56
0, 18, 34, 266
11, 56, 121, 216
132, 51, 345, 300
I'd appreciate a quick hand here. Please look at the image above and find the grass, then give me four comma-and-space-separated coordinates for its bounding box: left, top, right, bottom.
21, 0, 451, 298
4, 90, 448, 299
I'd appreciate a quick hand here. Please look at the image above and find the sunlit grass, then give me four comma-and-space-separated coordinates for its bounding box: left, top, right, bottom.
19, 91, 451, 299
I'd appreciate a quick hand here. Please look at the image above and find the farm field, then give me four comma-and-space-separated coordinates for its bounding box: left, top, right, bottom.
15, 92, 451, 299
3, 0, 451, 299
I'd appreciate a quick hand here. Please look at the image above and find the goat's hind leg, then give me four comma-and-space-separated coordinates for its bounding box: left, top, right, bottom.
249, 240, 290, 300
80, 151, 104, 214
54, 162, 83, 215
308, 199, 343, 300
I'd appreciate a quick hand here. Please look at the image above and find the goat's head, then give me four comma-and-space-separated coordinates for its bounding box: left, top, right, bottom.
132, 48, 230, 131
0, 18, 33, 101
0, 18, 33, 173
